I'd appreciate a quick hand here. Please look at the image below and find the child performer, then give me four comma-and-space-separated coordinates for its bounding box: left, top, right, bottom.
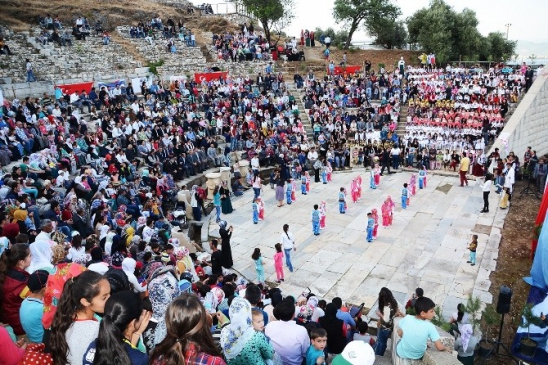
252, 197, 259, 224
386, 196, 396, 225
291, 178, 297, 202
251, 248, 265, 283
339, 187, 347, 214
499, 187, 510, 209
257, 196, 265, 221
312, 204, 321, 236
305, 171, 311, 192
356, 175, 363, 199
370, 168, 377, 189
301, 174, 307, 195
326, 161, 333, 182
273, 243, 284, 283
286, 179, 293, 205
321, 165, 328, 184
319, 201, 327, 230
467, 234, 478, 266
409, 174, 417, 195
381, 201, 390, 228
351, 178, 359, 203
371, 208, 379, 239
366, 212, 374, 242
402, 183, 409, 209
418, 165, 427, 189
374, 163, 381, 186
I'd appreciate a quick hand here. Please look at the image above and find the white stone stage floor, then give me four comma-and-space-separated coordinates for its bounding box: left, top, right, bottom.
208, 169, 507, 319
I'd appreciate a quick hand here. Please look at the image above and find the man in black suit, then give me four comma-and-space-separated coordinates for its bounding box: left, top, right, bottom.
72, 207, 94, 237
178, 152, 194, 177
380, 147, 392, 176
525, 66, 535, 92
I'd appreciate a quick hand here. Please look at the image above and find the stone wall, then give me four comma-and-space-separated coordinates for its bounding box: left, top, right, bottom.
489, 73, 548, 156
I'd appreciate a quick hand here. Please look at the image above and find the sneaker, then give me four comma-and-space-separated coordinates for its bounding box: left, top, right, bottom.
281, 279, 285, 281
276, 280, 281, 284
466, 261, 471, 263
471, 263, 475, 266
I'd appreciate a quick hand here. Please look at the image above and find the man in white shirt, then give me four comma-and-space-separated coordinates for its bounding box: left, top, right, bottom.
265, 299, 309, 365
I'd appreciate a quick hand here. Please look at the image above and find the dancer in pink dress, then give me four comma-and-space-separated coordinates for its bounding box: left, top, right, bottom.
409, 174, 417, 196
374, 164, 381, 186
319, 201, 327, 229
350, 178, 359, 203
381, 201, 390, 227
385, 196, 396, 226
257, 196, 265, 221
356, 175, 363, 199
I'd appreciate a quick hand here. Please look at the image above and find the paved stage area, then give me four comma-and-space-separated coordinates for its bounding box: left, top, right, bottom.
209, 169, 507, 318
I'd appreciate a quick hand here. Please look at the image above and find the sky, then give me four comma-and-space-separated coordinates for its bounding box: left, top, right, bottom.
283, 0, 548, 44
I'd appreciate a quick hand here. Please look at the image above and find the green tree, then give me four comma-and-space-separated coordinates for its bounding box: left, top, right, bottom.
407, 0, 516, 63
369, 18, 408, 49
333, 0, 400, 49
314, 27, 348, 49
484, 32, 517, 62
240, 0, 294, 45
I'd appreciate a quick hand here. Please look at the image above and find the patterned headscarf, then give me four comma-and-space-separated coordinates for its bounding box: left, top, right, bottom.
146, 266, 180, 347
220, 297, 256, 360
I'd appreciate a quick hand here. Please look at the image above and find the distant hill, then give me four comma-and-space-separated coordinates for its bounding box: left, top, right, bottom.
516, 40, 548, 60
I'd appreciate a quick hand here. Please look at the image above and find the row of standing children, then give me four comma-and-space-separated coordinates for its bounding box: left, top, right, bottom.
252, 243, 287, 285
402, 167, 428, 209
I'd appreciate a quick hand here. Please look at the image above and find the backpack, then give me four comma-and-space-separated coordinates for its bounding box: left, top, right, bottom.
104, 268, 131, 294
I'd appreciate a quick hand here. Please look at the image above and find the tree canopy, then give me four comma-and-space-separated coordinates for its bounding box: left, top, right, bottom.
333, 0, 400, 49
240, 0, 294, 45
407, 0, 517, 63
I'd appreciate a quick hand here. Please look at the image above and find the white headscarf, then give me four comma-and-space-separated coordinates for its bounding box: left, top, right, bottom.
28, 240, 54, 274
461, 323, 473, 350
122, 257, 136, 274
220, 297, 256, 360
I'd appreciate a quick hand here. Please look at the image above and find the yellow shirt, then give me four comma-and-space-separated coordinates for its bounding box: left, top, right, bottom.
460, 157, 470, 172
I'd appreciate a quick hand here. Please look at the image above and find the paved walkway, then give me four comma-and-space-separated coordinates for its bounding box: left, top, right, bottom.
208, 168, 507, 319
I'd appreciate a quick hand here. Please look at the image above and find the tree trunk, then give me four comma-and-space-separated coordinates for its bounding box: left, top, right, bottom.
260, 19, 271, 46
345, 19, 359, 49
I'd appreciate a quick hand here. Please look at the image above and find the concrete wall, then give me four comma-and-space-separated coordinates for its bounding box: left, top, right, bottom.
490, 73, 548, 157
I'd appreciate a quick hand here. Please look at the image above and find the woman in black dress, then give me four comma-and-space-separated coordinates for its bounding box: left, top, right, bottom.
218, 220, 233, 268
219, 181, 233, 214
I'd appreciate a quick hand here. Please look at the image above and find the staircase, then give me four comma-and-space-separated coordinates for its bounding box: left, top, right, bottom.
285, 80, 314, 137
396, 104, 408, 138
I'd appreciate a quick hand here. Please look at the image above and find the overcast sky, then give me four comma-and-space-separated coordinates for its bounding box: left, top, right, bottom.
283, 0, 548, 43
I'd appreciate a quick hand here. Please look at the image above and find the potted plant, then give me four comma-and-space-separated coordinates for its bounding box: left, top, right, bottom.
478, 304, 500, 358
519, 303, 543, 357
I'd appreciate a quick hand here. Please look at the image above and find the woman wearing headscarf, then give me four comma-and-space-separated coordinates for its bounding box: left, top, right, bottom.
218, 220, 233, 268
220, 180, 233, 214
190, 184, 202, 221
122, 257, 146, 294
319, 303, 346, 355
28, 239, 54, 274
454, 323, 477, 365
142, 264, 181, 353
221, 296, 274, 365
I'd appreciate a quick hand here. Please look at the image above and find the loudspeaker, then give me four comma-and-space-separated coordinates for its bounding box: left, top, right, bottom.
497, 285, 513, 314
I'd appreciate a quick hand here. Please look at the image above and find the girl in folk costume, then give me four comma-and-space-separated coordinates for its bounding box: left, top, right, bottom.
374, 163, 381, 186
326, 161, 333, 182
370, 168, 377, 189
257, 196, 265, 221
319, 201, 327, 229
385, 196, 396, 225
418, 165, 427, 189
291, 179, 297, 202
372, 208, 379, 239
300, 174, 307, 195
350, 178, 359, 203
381, 201, 390, 228
409, 174, 417, 195
285, 179, 293, 205
356, 175, 363, 199
305, 171, 311, 192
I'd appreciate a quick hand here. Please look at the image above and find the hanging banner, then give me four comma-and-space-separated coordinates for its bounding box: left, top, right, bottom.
55, 81, 94, 95
327, 65, 361, 76
194, 71, 228, 83
97, 79, 126, 90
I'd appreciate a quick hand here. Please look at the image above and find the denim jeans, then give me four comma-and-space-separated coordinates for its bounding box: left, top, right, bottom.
253, 187, 261, 200
375, 327, 392, 355
284, 248, 294, 272
215, 205, 221, 222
